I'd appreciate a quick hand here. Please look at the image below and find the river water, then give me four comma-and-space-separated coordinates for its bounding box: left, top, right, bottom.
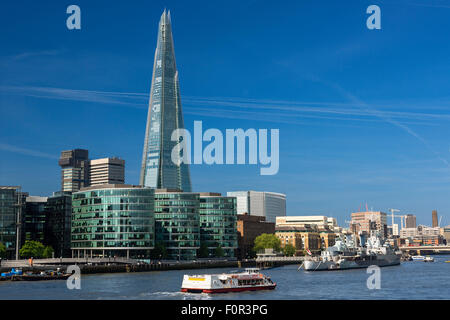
0, 255, 449, 300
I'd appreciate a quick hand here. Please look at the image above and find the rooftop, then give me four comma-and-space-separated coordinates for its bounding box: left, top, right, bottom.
79, 184, 145, 191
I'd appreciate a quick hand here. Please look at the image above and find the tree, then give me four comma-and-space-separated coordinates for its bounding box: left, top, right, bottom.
150, 242, 168, 259
19, 241, 45, 258
253, 233, 281, 253
214, 245, 224, 258
198, 243, 209, 258
283, 244, 296, 257
43, 246, 54, 258
0, 242, 6, 258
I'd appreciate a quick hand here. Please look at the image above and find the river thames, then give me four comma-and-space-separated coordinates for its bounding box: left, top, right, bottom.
0, 255, 448, 300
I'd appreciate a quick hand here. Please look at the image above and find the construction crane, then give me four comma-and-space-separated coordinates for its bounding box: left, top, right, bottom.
389, 209, 408, 229
389, 209, 399, 226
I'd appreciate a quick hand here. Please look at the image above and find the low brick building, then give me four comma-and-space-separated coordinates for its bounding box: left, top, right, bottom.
236, 213, 275, 259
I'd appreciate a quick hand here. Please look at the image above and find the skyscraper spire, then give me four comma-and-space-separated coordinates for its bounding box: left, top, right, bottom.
139, 10, 192, 192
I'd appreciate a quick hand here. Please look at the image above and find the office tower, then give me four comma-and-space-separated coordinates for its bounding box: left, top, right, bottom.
22, 196, 48, 245
226, 191, 286, 223
405, 214, 417, 228
351, 211, 388, 238
140, 10, 192, 192
199, 193, 238, 258
432, 210, 438, 227
71, 184, 155, 259
59, 149, 89, 192
154, 189, 199, 260
0, 186, 25, 259
88, 157, 125, 186
45, 192, 72, 258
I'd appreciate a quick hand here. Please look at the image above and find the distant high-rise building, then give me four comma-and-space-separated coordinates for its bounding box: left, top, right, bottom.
88, 157, 125, 186
59, 150, 127, 192
432, 210, 438, 227
405, 214, 417, 228
351, 211, 388, 238
59, 149, 89, 192
227, 191, 286, 223
140, 10, 192, 192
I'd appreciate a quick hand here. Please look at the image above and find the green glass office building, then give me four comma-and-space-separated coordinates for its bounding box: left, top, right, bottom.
45, 192, 72, 258
71, 184, 155, 259
154, 189, 199, 260
199, 193, 238, 258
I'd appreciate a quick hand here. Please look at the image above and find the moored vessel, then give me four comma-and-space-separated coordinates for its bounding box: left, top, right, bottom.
302, 233, 401, 271
10, 268, 70, 281
181, 268, 276, 293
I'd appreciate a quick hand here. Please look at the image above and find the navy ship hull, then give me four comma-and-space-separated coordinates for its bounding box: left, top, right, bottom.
303, 253, 400, 271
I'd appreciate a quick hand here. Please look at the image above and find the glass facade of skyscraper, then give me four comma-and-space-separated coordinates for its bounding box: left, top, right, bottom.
45, 192, 72, 258
22, 196, 48, 244
0, 187, 20, 258
154, 190, 199, 260
71, 185, 155, 258
140, 10, 191, 192
199, 194, 238, 258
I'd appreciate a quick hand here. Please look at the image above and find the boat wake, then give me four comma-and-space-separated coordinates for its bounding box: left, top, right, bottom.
137, 291, 212, 300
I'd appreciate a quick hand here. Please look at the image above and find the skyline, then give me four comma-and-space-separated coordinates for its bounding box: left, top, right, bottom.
1, 0, 450, 226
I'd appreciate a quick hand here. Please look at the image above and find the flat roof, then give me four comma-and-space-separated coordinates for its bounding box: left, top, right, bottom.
79, 184, 144, 191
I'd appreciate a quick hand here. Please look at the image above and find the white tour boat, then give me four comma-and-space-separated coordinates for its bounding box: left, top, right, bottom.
181, 268, 276, 293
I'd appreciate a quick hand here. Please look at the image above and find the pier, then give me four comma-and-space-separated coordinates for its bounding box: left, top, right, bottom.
255, 256, 304, 269
0, 257, 306, 276
0, 258, 259, 275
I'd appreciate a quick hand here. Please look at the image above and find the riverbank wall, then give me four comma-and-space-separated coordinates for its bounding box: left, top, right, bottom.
0, 258, 305, 276
0, 260, 260, 275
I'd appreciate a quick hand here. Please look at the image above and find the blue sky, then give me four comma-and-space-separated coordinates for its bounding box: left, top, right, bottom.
1, 0, 450, 227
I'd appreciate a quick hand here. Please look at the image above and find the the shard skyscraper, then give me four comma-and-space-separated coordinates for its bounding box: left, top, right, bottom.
140, 10, 192, 192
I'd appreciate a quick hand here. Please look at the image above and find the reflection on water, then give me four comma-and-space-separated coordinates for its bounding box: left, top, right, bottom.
0, 255, 449, 300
